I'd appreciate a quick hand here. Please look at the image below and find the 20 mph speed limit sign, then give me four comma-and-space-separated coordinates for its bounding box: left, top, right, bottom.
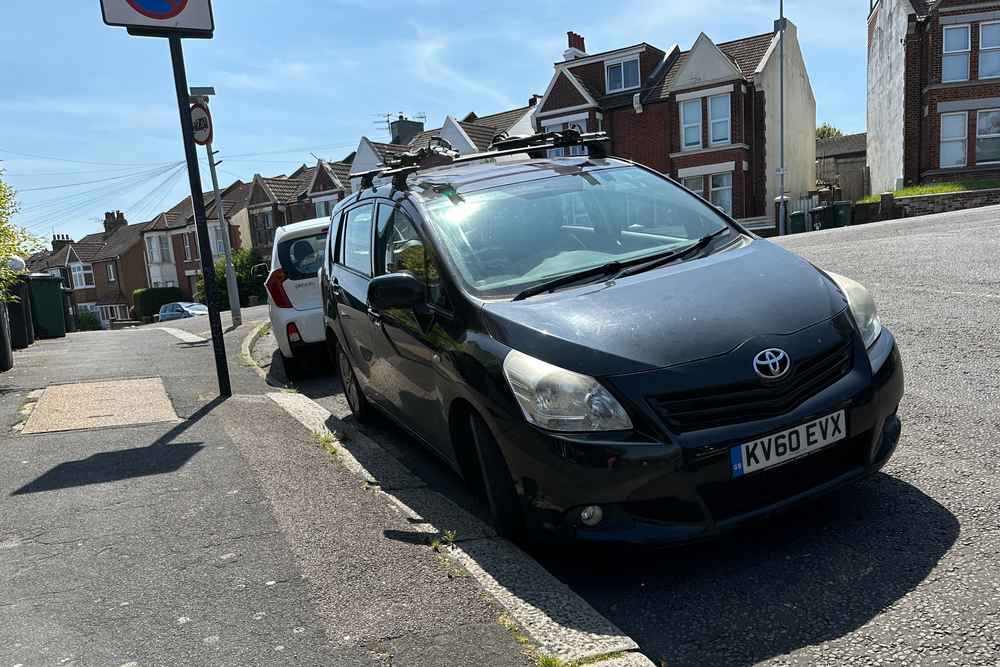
189, 102, 212, 145
100, 0, 214, 37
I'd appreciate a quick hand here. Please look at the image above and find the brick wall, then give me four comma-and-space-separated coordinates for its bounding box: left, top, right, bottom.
608, 104, 671, 173
903, 16, 925, 186
897, 187, 1000, 215
539, 72, 588, 113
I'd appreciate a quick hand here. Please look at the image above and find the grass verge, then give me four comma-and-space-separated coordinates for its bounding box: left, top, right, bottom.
858, 179, 1000, 203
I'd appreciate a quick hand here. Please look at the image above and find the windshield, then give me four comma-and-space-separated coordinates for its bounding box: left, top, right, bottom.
421, 166, 733, 298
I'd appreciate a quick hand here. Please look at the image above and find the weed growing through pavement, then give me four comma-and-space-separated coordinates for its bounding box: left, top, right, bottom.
280, 386, 299, 394
313, 430, 338, 457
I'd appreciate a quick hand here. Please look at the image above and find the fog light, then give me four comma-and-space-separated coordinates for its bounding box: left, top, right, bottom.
580, 505, 604, 527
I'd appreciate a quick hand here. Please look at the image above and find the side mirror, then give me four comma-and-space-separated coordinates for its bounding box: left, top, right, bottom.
368, 272, 424, 311
251, 262, 269, 279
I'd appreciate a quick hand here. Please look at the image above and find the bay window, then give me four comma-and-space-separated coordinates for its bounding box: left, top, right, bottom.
940, 112, 968, 168
710, 173, 733, 216
681, 99, 702, 151
942, 25, 970, 83
709, 94, 731, 145
158, 235, 172, 263
606, 57, 640, 93
71, 263, 95, 289
543, 119, 587, 157
977, 109, 1000, 164
146, 236, 160, 263
982, 22, 1000, 79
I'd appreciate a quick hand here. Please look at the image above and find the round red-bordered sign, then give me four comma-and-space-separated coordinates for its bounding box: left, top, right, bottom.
125, 0, 189, 20
190, 101, 213, 146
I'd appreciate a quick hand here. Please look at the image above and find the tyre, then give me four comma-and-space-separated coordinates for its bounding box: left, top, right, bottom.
337, 343, 373, 422
281, 352, 301, 381
469, 413, 524, 539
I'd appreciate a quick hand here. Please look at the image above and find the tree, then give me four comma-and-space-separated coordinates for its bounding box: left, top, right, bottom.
194, 247, 267, 310
0, 170, 38, 301
817, 123, 844, 140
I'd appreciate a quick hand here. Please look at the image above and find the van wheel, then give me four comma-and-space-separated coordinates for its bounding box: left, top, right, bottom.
469, 413, 524, 539
337, 344, 373, 422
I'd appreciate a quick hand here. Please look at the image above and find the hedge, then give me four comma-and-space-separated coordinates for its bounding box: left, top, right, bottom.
133, 286, 184, 319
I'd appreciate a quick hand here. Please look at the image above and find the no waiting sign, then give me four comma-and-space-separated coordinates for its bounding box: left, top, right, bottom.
101, 0, 214, 37
190, 102, 212, 145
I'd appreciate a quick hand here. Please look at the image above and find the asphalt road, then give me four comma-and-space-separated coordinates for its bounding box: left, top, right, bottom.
267, 206, 1000, 665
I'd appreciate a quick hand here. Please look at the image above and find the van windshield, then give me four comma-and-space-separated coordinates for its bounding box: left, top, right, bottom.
421, 166, 733, 298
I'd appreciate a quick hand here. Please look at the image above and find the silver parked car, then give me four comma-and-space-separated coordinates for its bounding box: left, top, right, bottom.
157, 302, 208, 322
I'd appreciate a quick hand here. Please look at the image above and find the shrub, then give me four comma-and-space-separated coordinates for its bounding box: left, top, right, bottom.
78, 311, 101, 331
133, 286, 184, 319
195, 248, 267, 311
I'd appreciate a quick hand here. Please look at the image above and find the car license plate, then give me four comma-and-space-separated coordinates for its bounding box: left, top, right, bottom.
729, 410, 846, 478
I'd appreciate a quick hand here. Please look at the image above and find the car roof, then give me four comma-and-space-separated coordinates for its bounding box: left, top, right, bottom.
355, 156, 634, 203
274, 216, 330, 241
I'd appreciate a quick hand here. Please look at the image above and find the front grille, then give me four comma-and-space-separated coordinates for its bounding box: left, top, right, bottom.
699, 433, 866, 521
649, 342, 853, 433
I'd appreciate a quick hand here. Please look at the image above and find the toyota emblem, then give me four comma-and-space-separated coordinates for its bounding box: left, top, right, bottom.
753, 348, 791, 380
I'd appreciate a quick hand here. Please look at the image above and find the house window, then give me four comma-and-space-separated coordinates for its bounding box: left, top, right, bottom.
183, 233, 191, 260
106, 263, 116, 283
942, 25, 970, 83
681, 176, 704, 195
709, 94, 731, 145
158, 235, 172, 263
982, 23, 1000, 79
710, 173, 733, 216
977, 109, 1000, 163
258, 210, 273, 229
70, 263, 95, 289
315, 200, 330, 218
606, 57, 640, 93
146, 236, 160, 263
940, 112, 968, 167
681, 99, 702, 151
543, 120, 587, 157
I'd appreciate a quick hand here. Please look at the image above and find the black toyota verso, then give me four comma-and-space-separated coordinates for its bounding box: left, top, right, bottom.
320, 133, 904, 544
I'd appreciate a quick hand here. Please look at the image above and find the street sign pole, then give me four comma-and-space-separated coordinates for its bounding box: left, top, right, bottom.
168, 35, 231, 397
202, 137, 242, 326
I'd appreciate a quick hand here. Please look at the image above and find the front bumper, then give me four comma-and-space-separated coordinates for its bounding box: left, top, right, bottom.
496, 329, 904, 545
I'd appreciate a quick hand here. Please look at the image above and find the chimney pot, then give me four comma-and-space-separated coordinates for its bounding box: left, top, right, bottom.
564, 31, 586, 60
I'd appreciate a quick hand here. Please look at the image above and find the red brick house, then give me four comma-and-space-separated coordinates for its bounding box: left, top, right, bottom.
868, 0, 1000, 192
246, 165, 318, 256
534, 25, 816, 225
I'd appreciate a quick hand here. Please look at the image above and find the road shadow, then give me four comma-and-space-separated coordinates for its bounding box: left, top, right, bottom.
534, 474, 958, 666
11, 397, 225, 496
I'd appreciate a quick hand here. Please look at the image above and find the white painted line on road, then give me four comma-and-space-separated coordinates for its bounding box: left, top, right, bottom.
265, 388, 653, 666
157, 327, 206, 343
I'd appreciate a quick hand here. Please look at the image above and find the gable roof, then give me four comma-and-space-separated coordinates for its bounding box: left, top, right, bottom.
466, 105, 532, 134
27, 245, 70, 272
456, 121, 498, 151
368, 141, 412, 162
816, 132, 867, 159
408, 126, 443, 149
251, 167, 316, 206
646, 31, 775, 102
91, 221, 151, 262
328, 161, 352, 189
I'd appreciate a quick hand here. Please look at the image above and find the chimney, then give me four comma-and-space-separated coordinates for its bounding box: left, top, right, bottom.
51, 234, 73, 253
103, 210, 126, 234
564, 31, 586, 60
390, 114, 424, 145
528, 94, 542, 107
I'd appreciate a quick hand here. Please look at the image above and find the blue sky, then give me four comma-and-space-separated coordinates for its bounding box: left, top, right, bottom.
1, 1, 869, 241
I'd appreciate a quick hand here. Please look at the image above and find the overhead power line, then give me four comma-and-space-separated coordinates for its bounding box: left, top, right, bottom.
0, 147, 173, 167
15, 162, 185, 192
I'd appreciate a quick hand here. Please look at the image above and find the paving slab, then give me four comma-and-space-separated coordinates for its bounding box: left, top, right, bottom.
22, 377, 179, 434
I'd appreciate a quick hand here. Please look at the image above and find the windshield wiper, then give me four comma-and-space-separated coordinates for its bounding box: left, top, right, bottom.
512, 261, 623, 301
616, 227, 731, 279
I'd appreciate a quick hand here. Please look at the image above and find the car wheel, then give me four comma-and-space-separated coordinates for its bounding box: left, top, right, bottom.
337, 344, 373, 422
281, 353, 301, 381
469, 412, 524, 539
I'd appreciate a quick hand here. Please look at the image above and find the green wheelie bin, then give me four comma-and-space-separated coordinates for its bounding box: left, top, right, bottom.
28, 273, 67, 339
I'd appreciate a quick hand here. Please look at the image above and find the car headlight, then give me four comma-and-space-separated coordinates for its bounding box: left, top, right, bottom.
828, 272, 882, 348
502, 350, 633, 432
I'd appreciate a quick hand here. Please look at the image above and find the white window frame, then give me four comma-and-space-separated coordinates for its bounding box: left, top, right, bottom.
708, 94, 731, 146
976, 108, 1000, 164
106, 263, 116, 283
158, 235, 172, 263
940, 111, 968, 168
183, 233, 191, 261
981, 22, 1000, 79
681, 176, 704, 194
542, 117, 588, 157
146, 236, 160, 264
709, 172, 734, 216
70, 262, 95, 290
942, 24, 971, 83
605, 56, 640, 94
680, 99, 702, 151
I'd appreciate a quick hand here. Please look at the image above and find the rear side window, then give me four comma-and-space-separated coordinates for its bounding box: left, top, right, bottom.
277, 231, 326, 280
341, 204, 375, 275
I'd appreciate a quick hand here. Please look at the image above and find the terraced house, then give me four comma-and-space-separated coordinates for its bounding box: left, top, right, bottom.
869, 0, 1000, 191
533, 23, 816, 225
